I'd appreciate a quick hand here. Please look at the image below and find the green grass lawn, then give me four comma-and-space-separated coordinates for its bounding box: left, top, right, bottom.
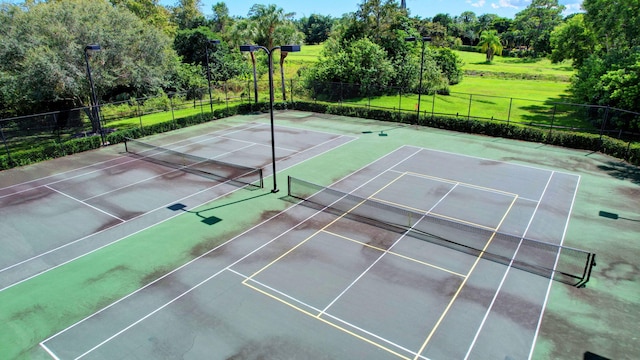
454, 50, 576, 80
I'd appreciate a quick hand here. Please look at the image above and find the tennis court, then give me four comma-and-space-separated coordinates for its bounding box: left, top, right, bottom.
38, 142, 591, 359
0, 121, 355, 291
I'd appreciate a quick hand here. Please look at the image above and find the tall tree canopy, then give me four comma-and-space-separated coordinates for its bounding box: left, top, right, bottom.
512, 0, 565, 55
0, 0, 176, 116
568, 0, 640, 121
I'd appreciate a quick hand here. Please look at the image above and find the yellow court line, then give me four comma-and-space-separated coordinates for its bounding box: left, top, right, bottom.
245, 172, 408, 281
404, 171, 518, 197
323, 230, 467, 278
368, 196, 498, 232
242, 281, 412, 360
412, 194, 520, 360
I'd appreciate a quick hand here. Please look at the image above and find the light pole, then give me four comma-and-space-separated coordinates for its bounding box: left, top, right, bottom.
239, 44, 301, 193
205, 39, 221, 113
84, 44, 104, 144
405, 36, 431, 121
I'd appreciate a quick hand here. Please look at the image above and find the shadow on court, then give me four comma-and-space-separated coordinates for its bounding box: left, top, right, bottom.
168, 192, 271, 225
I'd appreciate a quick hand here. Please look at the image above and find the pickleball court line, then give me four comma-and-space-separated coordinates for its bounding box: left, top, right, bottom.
235, 269, 428, 360
463, 170, 555, 359
368, 195, 500, 232
413, 192, 520, 360
319, 177, 460, 315
322, 230, 467, 278
39, 134, 374, 359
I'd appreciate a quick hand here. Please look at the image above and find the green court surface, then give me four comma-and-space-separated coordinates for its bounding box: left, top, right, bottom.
0, 111, 638, 359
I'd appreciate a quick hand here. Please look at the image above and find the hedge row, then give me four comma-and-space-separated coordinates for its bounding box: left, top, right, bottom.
1, 101, 638, 170
290, 101, 640, 166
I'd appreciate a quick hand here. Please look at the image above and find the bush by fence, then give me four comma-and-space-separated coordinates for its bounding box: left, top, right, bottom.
1, 80, 639, 170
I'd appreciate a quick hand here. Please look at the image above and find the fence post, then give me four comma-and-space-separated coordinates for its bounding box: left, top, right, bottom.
398, 88, 402, 117
507, 98, 513, 125
52, 113, 60, 142
467, 94, 472, 120
432, 92, 436, 119
169, 94, 175, 125
0, 121, 12, 164
600, 106, 610, 141
137, 102, 143, 132
549, 104, 557, 140
224, 81, 229, 110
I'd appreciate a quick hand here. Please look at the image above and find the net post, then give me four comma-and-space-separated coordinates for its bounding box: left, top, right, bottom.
287, 176, 292, 197
124, 138, 129, 153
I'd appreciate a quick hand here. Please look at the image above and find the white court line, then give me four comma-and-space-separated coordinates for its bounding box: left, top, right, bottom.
320, 183, 460, 315
463, 171, 555, 359
401, 145, 580, 178
0, 122, 263, 199
81, 142, 257, 201
0, 129, 263, 277
42, 142, 417, 360
0, 181, 241, 290
231, 268, 428, 360
45, 186, 124, 222
528, 175, 581, 360
1, 131, 357, 286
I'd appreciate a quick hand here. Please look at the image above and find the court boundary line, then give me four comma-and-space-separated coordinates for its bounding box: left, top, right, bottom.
322, 230, 467, 278
0, 122, 263, 194
528, 174, 581, 360
320, 175, 459, 315
401, 145, 580, 179
1, 128, 356, 288
80, 141, 258, 201
463, 170, 556, 359
39, 133, 367, 358
413, 192, 520, 359
236, 269, 429, 360
238, 170, 467, 359
45, 185, 124, 222
0, 133, 263, 276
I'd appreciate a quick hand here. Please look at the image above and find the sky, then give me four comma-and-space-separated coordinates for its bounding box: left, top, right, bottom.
158, 0, 584, 19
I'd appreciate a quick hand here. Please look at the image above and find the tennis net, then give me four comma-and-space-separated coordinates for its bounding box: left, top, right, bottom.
125, 138, 263, 189
288, 176, 595, 287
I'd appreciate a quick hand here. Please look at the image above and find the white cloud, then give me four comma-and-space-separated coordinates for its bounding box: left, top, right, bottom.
563, 2, 584, 13
491, 0, 519, 9
471, 0, 486, 7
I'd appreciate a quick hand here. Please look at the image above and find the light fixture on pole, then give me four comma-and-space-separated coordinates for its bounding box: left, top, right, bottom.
405, 36, 431, 121
205, 39, 221, 113
239, 44, 301, 193
84, 44, 104, 144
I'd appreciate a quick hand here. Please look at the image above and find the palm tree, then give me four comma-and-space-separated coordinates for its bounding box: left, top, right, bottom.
479, 30, 503, 62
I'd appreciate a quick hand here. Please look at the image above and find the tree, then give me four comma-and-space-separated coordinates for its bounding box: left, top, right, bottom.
478, 30, 503, 62
298, 14, 334, 45
210, 2, 230, 33
171, 0, 206, 30
304, 38, 395, 99
549, 14, 596, 67
109, 0, 175, 35
0, 0, 176, 125
568, 0, 640, 119
512, 0, 565, 55
433, 48, 464, 85
172, 26, 245, 82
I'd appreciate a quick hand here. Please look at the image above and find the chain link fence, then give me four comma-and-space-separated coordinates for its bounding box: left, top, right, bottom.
2, 78, 639, 165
